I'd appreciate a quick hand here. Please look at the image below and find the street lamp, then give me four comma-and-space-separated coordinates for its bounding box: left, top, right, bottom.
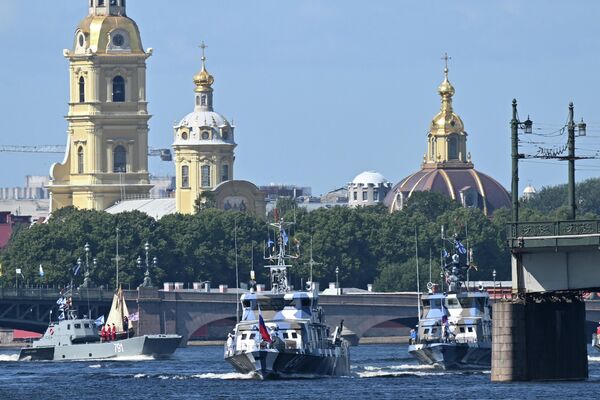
139, 242, 154, 288
80, 242, 92, 288
492, 269, 497, 302
511, 99, 534, 224
335, 266, 340, 295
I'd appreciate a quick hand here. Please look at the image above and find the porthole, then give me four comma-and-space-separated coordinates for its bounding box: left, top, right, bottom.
202, 131, 209, 140
78, 34, 85, 47
181, 132, 188, 140
62, 355, 66, 359
89, 353, 93, 357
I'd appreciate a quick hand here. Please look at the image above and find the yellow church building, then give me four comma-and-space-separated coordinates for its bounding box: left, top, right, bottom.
49, 1, 265, 217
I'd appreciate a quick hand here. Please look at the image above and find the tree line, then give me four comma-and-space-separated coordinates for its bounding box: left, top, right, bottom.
2, 178, 597, 292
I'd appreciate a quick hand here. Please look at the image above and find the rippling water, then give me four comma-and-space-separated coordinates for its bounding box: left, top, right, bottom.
1, 344, 600, 399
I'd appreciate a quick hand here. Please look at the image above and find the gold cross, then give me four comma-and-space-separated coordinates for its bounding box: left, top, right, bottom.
199, 41, 208, 61
441, 52, 451, 70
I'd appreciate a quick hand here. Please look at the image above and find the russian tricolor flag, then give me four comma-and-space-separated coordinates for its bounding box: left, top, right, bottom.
259, 314, 272, 343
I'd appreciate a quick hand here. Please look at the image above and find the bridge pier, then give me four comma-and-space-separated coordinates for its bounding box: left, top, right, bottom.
492, 295, 588, 381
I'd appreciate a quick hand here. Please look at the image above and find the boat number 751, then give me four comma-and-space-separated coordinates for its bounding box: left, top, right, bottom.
113, 343, 124, 353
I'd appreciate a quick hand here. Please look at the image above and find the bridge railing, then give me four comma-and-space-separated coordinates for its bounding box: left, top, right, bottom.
507, 220, 600, 239
0, 287, 117, 301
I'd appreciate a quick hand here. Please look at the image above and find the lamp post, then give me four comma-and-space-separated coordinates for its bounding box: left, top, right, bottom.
335, 266, 340, 295
511, 99, 533, 224
492, 269, 497, 302
139, 242, 153, 288
567, 102, 586, 220
80, 242, 93, 288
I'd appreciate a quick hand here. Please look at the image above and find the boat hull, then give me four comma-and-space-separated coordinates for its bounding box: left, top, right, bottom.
408, 342, 491, 370
18, 334, 182, 361
225, 349, 350, 379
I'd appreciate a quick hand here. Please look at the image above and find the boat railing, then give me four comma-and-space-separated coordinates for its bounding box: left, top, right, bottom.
413, 335, 491, 345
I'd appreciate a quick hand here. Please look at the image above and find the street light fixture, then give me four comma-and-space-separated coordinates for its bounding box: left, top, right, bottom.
335, 266, 340, 295
80, 242, 93, 288
139, 242, 154, 288
492, 269, 497, 302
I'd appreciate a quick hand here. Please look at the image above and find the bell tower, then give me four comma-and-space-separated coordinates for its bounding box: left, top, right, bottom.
49, 0, 152, 211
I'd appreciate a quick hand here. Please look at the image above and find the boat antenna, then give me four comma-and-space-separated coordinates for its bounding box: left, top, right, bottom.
415, 226, 421, 322
465, 222, 469, 291
116, 227, 120, 291
429, 247, 432, 284
234, 216, 240, 324
305, 235, 321, 291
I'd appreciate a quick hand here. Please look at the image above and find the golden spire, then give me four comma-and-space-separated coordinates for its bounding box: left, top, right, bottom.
438, 52, 455, 111
193, 41, 214, 91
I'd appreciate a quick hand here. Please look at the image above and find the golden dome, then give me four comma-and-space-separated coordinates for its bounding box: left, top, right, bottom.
74, 15, 144, 54
430, 66, 464, 134
437, 68, 455, 97
193, 63, 214, 90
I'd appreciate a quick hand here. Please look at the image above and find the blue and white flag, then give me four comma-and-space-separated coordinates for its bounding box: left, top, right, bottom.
281, 229, 289, 246
73, 263, 81, 276
455, 240, 467, 255
39, 264, 44, 277
58, 312, 65, 321
267, 239, 274, 247
442, 249, 449, 258
56, 297, 66, 306
94, 315, 105, 326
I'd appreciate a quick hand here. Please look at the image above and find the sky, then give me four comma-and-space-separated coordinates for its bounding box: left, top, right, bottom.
1, 0, 600, 196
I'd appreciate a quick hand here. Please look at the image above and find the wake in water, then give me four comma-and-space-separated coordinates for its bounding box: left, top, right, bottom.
588, 355, 600, 362
0, 354, 19, 362
356, 363, 488, 378
132, 372, 257, 381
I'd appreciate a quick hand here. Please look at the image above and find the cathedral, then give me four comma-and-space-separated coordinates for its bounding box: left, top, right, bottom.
48, 1, 265, 217
383, 59, 510, 215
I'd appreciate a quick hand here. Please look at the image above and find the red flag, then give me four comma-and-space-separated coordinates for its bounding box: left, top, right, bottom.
259, 314, 272, 343
274, 208, 279, 222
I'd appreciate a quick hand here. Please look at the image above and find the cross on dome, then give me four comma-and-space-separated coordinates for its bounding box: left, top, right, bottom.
441, 52, 451, 76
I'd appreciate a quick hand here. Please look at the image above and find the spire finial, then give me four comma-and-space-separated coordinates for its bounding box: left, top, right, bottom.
441, 52, 451, 78
199, 41, 208, 69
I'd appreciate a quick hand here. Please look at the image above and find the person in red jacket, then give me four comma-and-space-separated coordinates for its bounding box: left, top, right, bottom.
112, 323, 117, 341
596, 322, 600, 336
100, 325, 106, 342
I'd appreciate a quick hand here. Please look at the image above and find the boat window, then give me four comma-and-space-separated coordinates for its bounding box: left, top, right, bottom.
291, 332, 298, 339
283, 332, 289, 339
242, 300, 251, 308
475, 298, 486, 312
84, 323, 90, 329
424, 328, 430, 334
250, 333, 256, 339
467, 327, 473, 333
460, 327, 465, 333
422, 299, 430, 307
74, 323, 81, 329
241, 333, 247, 340
458, 298, 474, 308
431, 328, 437, 333
67, 324, 71, 330
301, 298, 311, 307
446, 298, 458, 306
257, 298, 285, 311
429, 299, 442, 309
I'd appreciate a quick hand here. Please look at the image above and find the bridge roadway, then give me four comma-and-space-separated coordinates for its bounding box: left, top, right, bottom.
2, 287, 600, 344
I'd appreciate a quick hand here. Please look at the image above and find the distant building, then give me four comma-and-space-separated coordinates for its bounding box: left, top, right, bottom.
260, 184, 312, 202
522, 184, 537, 200
0, 212, 34, 248
0, 176, 49, 200
149, 176, 175, 199
320, 187, 348, 204
348, 171, 391, 208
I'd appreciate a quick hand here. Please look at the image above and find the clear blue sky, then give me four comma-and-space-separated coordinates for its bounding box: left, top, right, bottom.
1, 1, 600, 196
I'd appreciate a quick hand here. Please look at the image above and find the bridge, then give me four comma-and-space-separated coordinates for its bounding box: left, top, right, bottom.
3, 285, 600, 346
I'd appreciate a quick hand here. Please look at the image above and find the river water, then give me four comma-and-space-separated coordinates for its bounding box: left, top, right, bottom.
0, 344, 599, 399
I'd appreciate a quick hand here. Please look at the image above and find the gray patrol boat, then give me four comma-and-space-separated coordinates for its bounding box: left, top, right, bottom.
408, 243, 492, 369
19, 288, 181, 361
224, 219, 350, 379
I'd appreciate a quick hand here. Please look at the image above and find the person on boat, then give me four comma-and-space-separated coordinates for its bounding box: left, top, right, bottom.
111, 323, 117, 341
409, 328, 417, 345
226, 333, 234, 355
448, 322, 457, 342
100, 325, 106, 342
123, 316, 129, 338
596, 322, 600, 336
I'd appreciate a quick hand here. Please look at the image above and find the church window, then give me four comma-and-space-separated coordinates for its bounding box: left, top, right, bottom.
201, 95, 207, 106
181, 131, 188, 140
78, 77, 85, 103
202, 131, 210, 140
222, 131, 229, 141
113, 145, 127, 172
373, 190, 379, 201
77, 146, 84, 174
448, 136, 459, 160
201, 165, 211, 187
196, 96, 200, 106
98, 0, 105, 6
110, 0, 117, 5
112, 76, 125, 102
89, 0, 93, 7
353, 191, 357, 201
181, 165, 189, 188
221, 165, 229, 182
362, 191, 368, 201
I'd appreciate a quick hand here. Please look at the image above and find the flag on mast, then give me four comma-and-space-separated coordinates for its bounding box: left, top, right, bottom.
39, 264, 45, 277
258, 314, 272, 343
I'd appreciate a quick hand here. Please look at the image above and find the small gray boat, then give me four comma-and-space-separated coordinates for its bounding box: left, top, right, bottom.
19, 289, 181, 361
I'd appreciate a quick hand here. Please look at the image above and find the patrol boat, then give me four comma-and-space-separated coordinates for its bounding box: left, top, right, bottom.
408, 248, 492, 370
19, 288, 181, 361
224, 219, 350, 379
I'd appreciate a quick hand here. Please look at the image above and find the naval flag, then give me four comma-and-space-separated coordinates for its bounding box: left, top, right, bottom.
94, 315, 105, 326
128, 312, 139, 322
455, 240, 467, 255
258, 314, 272, 343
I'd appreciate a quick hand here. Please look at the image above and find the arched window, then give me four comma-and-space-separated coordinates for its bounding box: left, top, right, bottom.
201, 165, 211, 187
113, 145, 127, 172
112, 76, 125, 102
181, 165, 189, 188
448, 136, 459, 160
196, 96, 200, 106
201, 95, 207, 106
98, 0, 105, 6
77, 146, 84, 174
221, 165, 229, 182
110, 0, 117, 5
78, 77, 85, 103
